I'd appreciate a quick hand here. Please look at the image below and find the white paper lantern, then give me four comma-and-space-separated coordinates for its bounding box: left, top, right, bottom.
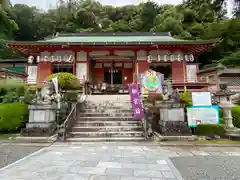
28, 56, 34, 64
163, 55, 168, 62
147, 55, 152, 63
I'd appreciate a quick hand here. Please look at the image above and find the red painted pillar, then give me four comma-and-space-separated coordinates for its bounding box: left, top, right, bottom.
172, 61, 185, 83
37, 62, 52, 84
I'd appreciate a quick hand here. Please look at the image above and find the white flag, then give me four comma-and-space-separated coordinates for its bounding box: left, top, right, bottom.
51, 77, 59, 94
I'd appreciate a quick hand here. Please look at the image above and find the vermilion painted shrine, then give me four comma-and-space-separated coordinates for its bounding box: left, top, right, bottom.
7, 32, 217, 92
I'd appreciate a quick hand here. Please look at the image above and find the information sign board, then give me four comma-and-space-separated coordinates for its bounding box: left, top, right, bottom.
187, 105, 220, 128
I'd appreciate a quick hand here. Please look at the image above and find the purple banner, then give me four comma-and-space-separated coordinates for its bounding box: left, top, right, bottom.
129, 83, 144, 121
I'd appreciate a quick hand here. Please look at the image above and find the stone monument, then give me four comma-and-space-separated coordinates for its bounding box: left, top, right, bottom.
158, 82, 190, 135
215, 84, 240, 137
21, 81, 57, 137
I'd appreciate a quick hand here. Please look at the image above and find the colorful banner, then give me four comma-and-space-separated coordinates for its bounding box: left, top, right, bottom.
139, 70, 163, 96
129, 83, 144, 121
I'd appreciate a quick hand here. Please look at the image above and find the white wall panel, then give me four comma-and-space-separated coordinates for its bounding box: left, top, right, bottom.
76, 63, 87, 80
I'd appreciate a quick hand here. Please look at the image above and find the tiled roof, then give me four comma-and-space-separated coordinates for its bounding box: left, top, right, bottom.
8, 32, 217, 45
222, 69, 240, 74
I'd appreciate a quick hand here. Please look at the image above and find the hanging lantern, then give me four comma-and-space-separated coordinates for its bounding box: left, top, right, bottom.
176, 54, 182, 61
36, 56, 40, 63
157, 55, 161, 62
28, 56, 34, 64
44, 56, 49, 62
147, 55, 152, 63
163, 55, 168, 62
184, 55, 189, 62
189, 54, 194, 62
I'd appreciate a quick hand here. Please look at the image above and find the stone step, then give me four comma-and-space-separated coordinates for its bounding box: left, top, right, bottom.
83, 106, 132, 110
86, 95, 131, 102
77, 117, 135, 121
85, 101, 132, 104
74, 120, 140, 126
67, 136, 145, 142
72, 125, 142, 132
82, 106, 132, 110
69, 131, 144, 138
78, 112, 133, 117
81, 109, 133, 113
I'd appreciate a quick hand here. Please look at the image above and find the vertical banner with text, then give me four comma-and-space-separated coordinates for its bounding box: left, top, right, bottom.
129, 83, 144, 121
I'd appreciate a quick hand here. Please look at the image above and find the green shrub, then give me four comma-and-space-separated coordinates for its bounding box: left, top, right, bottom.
48, 72, 80, 90
180, 91, 192, 106
232, 105, 240, 128
0, 84, 25, 103
0, 102, 29, 132
196, 124, 225, 136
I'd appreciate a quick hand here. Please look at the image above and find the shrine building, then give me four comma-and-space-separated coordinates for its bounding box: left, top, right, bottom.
7, 32, 217, 92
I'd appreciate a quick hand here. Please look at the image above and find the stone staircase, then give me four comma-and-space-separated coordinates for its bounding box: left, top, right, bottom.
67, 95, 145, 142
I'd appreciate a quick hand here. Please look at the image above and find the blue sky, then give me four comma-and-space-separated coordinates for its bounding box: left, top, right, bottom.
11, 0, 233, 17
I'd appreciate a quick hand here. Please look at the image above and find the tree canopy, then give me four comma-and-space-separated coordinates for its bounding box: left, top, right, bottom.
0, 0, 239, 67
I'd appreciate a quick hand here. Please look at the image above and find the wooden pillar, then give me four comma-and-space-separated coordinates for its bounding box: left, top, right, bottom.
172, 61, 185, 84
136, 50, 148, 83
37, 62, 52, 84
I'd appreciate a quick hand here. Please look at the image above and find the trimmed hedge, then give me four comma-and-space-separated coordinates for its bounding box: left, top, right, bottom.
0, 102, 29, 132
48, 72, 80, 90
196, 124, 225, 136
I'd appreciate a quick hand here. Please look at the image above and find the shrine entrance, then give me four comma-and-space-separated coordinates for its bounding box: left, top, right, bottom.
149, 63, 172, 80
104, 69, 122, 85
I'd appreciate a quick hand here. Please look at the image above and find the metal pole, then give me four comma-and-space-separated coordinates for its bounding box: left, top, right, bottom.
183, 60, 187, 91
111, 66, 113, 87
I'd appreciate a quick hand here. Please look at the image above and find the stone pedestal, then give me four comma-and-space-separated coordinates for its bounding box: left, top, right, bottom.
21, 102, 57, 137
159, 108, 191, 136
220, 104, 234, 129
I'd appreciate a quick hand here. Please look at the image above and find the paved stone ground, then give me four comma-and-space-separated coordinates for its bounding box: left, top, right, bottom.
164, 146, 240, 180
0, 143, 47, 168
161, 146, 240, 157
2, 142, 240, 180
0, 142, 184, 180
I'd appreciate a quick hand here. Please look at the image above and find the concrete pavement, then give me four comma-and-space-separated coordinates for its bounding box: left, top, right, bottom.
0, 142, 184, 180
1, 142, 240, 180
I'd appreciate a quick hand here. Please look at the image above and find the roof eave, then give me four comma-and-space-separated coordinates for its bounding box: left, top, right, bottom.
7, 40, 218, 46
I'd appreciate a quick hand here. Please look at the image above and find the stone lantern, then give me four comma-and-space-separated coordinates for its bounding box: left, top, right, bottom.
215, 84, 240, 136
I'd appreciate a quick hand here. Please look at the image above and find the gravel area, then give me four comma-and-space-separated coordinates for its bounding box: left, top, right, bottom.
171, 156, 240, 180
0, 143, 45, 168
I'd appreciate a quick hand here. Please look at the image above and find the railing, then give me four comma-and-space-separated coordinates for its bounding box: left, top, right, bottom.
57, 93, 88, 141
166, 78, 209, 84
143, 107, 149, 140
57, 102, 78, 141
